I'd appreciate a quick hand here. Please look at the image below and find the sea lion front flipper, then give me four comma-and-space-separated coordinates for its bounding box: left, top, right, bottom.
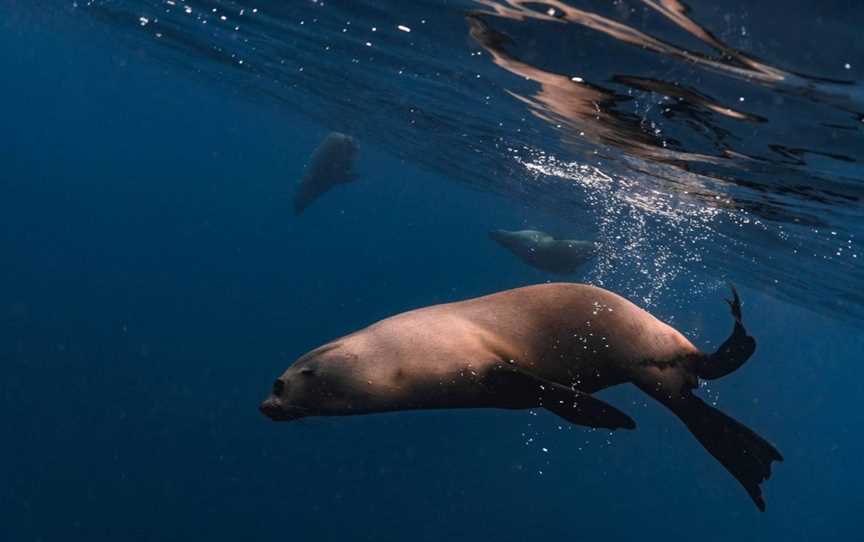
540, 380, 637, 430
489, 366, 636, 430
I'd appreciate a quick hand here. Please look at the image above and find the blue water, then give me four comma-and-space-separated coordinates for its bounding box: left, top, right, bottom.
3, 1, 864, 540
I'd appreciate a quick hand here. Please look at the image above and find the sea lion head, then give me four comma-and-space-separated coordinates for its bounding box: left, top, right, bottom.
320, 132, 359, 171
259, 341, 374, 422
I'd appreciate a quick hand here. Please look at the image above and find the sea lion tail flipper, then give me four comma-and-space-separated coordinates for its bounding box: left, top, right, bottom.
490, 366, 636, 430
672, 392, 783, 512
695, 283, 756, 380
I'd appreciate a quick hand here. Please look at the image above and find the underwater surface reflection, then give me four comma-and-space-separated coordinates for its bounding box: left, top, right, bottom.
81, 0, 864, 319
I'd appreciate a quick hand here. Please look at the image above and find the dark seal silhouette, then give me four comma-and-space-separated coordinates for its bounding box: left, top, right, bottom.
294, 132, 358, 214
489, 229, 596, 274
260, 283, 782, 511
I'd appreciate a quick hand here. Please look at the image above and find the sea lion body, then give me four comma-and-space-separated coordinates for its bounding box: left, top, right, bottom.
261, 283, 781, 510
362, 284, 696, 397
489, 229, 596, 274
294, 132, 358, 214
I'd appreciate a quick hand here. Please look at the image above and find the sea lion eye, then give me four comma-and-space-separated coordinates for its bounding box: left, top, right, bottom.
272, 379, 285, 395
300, 367, 316, 376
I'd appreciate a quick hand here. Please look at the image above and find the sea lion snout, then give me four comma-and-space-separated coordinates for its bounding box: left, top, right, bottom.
488, 229, 510, 244
258, 397, 283, 419
259, 397, 307, 422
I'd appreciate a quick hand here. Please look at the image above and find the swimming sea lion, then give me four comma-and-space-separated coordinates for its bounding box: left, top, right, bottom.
260, 283, 782, 510
489, 229, 597, 274
294, 132, 358, 214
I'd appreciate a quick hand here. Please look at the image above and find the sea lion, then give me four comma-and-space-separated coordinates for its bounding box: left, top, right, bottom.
260, 283, 782, 510
294, 132, 358, 214
489, 229, 597, 274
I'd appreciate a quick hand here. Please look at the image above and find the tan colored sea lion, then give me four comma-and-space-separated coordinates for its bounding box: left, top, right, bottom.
260, 283, 782, 510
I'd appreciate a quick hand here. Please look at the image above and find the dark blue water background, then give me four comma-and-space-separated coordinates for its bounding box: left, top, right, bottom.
2, 1, 863, 540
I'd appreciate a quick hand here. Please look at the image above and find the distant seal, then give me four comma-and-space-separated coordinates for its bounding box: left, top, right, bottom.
260, 283, 782, 510
489, 229, 596, 274
294, 132, 358, 214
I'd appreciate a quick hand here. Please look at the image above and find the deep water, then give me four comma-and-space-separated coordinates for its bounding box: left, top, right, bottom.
2, 2, 864, 541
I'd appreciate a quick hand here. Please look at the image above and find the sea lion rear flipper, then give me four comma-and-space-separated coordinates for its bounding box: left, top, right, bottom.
489, 366, 636, 430
669, 392, 783, 512
695, 283, 757, 380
